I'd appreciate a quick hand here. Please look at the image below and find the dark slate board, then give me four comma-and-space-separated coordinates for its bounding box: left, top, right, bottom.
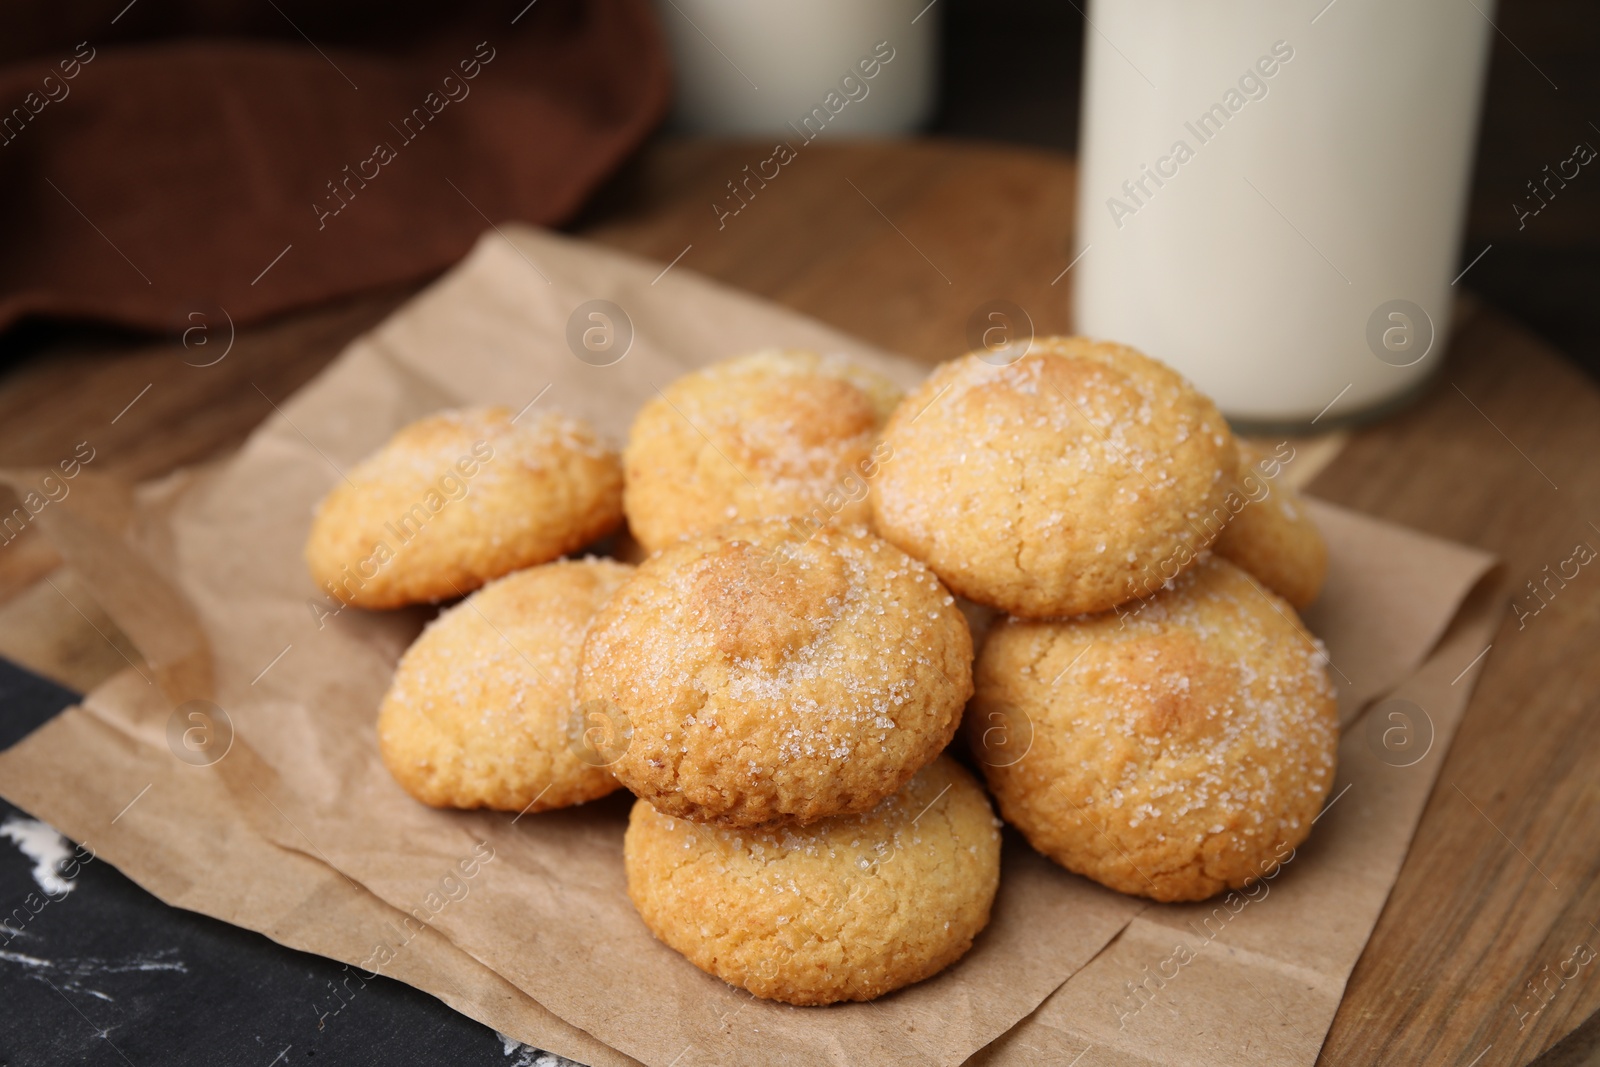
0, 656, 570, 1067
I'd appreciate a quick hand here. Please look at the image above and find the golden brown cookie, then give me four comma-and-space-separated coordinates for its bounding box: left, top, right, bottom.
306, 406, 623, 609
1214, 442, 1329, 610
624, 755, 1001, 1005
623, 350, 902, 553
871, 337, 1238, 618
968, 556, 1337, 902
577, 518, 973, 827
378, 558, 632, 811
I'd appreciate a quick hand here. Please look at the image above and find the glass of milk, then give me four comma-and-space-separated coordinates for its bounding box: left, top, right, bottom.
653, 0, 939, 136
1072, 0, 1496, 428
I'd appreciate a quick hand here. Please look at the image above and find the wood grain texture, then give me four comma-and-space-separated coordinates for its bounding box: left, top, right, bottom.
0, 137, 1595, 1065
0, 284, 416, 482
1307, 311, 1600, 1067
576, 138, 1082, 362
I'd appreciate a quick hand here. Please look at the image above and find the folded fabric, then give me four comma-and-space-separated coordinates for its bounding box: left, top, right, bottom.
0, 0, 669, 335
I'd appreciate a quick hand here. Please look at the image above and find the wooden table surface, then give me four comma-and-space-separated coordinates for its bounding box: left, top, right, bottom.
2, 138, 1598, 1067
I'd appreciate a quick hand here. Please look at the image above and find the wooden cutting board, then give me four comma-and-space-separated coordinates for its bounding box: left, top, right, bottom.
0, 137, 1595, 1067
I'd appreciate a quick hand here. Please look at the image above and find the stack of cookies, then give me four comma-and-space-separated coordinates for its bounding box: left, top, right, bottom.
872, 339, 1337, 903
304, 339, 1338, 1006
590, 350, 1002, 1003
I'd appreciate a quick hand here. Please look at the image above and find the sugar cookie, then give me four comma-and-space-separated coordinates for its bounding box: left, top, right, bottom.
969, 556, 1337, 902
871, 337, 1237, 617
1215, 442, 1328, 610
578, 519, 972, 827
306, 406, 623, 608
378, 558, 632, 811
623, 350, 902, 553
624, 755, 1001, 1004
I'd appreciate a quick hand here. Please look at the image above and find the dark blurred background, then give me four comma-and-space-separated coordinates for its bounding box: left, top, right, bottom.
0, 0, 1596, 378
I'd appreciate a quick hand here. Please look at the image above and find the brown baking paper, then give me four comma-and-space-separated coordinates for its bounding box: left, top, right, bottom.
0, 228, 1497, 1067
0, 466, 638, 1067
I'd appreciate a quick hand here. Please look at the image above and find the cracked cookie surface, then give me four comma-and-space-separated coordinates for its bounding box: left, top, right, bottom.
305, 406, 624, 608
871, 337, 1237, 617
623, 755, 1001, 1004
577, 519, 972, 827
968, 556, 1338, 902
378, 558, 632, 811
1215, 441, 1329, 610
623, 350, 902, 554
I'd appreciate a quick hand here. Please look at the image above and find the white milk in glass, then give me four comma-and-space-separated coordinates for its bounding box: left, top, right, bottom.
1073, 0, 1495, 426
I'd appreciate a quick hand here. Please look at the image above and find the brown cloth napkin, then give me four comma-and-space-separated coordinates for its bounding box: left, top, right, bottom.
0, 0, 669, 336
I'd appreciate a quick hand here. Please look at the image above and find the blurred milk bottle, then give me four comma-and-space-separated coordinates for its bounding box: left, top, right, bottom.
1073, 0, 1496, 427
653, 0, 939, 136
